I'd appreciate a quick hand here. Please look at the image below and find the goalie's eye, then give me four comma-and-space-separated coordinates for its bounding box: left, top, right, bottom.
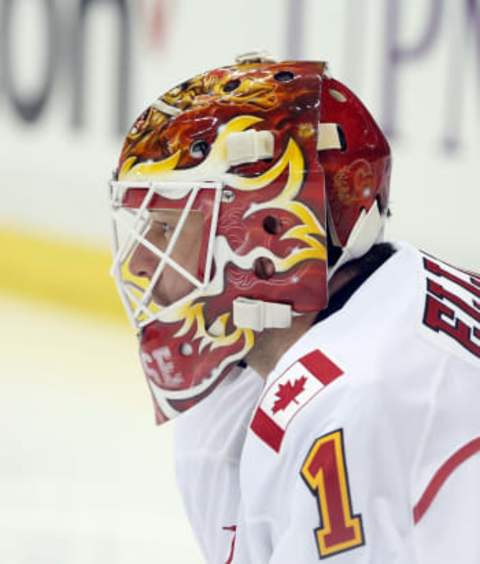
158, 222, 173, 237
150, 219, 174, 239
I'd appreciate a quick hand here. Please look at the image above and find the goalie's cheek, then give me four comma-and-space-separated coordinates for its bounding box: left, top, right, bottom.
154, 266, 195, 305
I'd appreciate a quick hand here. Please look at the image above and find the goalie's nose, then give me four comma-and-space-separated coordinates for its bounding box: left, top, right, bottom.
128, 232, 162, 280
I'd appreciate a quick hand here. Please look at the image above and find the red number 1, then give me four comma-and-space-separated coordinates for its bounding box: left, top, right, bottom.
301, 429, 364, 558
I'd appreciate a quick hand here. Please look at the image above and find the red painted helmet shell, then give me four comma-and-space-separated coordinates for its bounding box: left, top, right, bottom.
320, 77, 391, 246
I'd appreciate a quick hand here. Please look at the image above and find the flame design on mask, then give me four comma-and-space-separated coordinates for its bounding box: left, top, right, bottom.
119, 115, 264, 182
162, 300, 254, 355
116, 114, 325, 353
161, 67, 283, 112
227, 138, 326, 270
119, 150, 181, 179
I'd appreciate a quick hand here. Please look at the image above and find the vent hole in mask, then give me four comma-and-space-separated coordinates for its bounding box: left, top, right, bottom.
337, 126, 347, 151
262, 215, 281, 235
190, 140, 210, 159
223, 79, 241, 92
254, 257, 275, 280
274, 71, 295, 82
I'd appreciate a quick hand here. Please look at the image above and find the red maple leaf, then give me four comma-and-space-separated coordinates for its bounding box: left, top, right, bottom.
272, 376, 307, 414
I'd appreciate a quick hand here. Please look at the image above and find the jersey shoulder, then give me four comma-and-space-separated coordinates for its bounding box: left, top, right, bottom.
248, 243, 480, 456
359, 243, 479, 368
249, 348, 345, 454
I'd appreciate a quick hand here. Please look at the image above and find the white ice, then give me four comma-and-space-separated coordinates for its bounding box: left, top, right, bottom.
0, 296, 203, 564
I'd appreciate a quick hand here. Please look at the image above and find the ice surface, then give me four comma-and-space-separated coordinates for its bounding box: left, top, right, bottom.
0, 296, 202, 564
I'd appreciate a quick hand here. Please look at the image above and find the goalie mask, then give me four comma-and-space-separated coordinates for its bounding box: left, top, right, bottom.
109, 54, 391, 423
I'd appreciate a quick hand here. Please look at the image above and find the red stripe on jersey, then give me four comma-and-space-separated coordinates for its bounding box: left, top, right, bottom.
250, 407, 284, 453
413, 437, 480, 524
222, 525, 237, 564
300, 349, 344, 385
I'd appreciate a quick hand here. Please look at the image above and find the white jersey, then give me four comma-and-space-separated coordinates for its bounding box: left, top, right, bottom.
174, 364, 264, 563
174, 242, 480, 563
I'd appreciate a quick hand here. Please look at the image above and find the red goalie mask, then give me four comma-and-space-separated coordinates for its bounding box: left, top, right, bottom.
109, 54, 391, 423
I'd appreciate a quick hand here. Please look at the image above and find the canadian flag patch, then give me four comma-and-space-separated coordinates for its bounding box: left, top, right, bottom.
250, 349, 343, 452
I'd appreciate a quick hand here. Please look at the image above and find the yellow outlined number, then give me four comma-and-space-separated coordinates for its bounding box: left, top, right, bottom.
301, 429, 365, 558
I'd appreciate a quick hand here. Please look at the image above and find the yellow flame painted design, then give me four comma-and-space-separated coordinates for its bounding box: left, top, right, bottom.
228, 137, 326, 269
163, 301, 254, 354
117, 114, 325, 352
119, 150, 181, 180
118, 115, 264, 182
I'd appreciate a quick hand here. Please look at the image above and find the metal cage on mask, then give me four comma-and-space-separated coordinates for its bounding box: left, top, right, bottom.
110, 180, 223, 329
